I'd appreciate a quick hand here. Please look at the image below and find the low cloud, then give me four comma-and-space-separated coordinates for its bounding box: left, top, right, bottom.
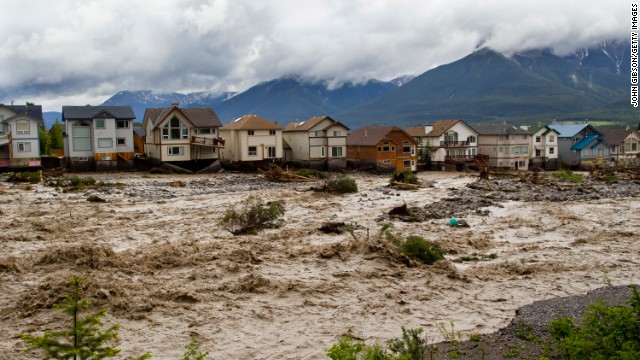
0, 0, 628, 111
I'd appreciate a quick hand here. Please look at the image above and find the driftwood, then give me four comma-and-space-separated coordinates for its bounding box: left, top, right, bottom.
261, 165, 316, 183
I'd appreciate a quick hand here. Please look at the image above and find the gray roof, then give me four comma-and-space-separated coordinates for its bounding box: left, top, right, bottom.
474, 123, 531, 135
0, 104, 43, 121
62, 106, 135, 121
547, 124, 589, 137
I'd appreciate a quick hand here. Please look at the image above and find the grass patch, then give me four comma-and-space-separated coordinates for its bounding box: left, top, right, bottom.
6, 171, 41, 183
86, 195, 107, 203
553, 169, 583, 183
296, 168, 328, 179
401, 236, 445, 265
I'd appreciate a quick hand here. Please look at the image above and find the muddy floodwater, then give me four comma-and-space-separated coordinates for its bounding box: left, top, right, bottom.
0, 171, 638, 359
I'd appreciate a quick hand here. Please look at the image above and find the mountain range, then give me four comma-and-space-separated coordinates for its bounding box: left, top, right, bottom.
42, 40, 635, 129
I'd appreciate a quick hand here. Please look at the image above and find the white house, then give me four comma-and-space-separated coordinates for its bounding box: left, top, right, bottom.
62, 105, 136, 171
406, 119, 479, 170
0, 103, 44, 168
219, 115, 283, 162
530, 125, 560, 169
142, 104, 224, 163
283, 116, 350, 170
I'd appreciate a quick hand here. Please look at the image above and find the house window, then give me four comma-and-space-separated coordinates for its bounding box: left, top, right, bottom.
549, 135, 555, 142
382, 142, 390, 152
162, 116, 189, 140
331, 146, 343, 157
17, 142, 31, 152
167, 146, 184, 156
116, 120, 129, 128
98, 138, 113, 148
522, 135, 528, 140
314, 131, 325, 137
201, 147, 214, 154
382, 159, 390, 164
72, 122, 92, 151
267, 146, 276, 158
95, 119, 106, 129
535, 136, 541, 143
248, 130, 255, 136
197, 128, 211, 134
572, 137, 580, 144
515, 145, 528, 154
377, 146, 382, 152
535, 149, 541, 157
402, 141, 411, 153
467, 135, 476, 143
391, 146, 395, 152
269, 130, 276, 135
572, 150, 577, 156
403, 160, 411, 168
117, 138, 126, 146
549, 147, 555, 155
411, 145, 416, 156
333, 130, 341, 136
498, 147, 503, 153
248, 146, 257, 156
16, 121, 30, 134
321, 146, 326, 157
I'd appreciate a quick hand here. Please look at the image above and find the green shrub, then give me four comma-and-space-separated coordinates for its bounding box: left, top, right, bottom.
87, 195, 107, 203
549, 286, 640, 359
220, 195, 285, 235
297, 168, 328, 179
326, 328, 432, 360
401, 236, 445, 265
6, 171, 41, 183
325, 175, 358, 193
391, 171, 418, 185
552, 169, 583, 183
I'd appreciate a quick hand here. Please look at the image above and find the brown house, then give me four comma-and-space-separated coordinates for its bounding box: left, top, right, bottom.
347, 126, 418, 172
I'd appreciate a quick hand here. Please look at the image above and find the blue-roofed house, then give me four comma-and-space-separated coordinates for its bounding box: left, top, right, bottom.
547, 123, 611, 169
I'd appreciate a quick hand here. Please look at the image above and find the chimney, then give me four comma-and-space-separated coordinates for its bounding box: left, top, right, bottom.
364, 130, 368, 137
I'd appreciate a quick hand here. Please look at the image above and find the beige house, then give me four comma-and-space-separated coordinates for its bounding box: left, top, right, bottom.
219, 115, 283, 162
475, 123, 531, 170
283, 116, 350, 170
602, 127, 640, 165
142, 104, 224, 163
406, 119, 478, 170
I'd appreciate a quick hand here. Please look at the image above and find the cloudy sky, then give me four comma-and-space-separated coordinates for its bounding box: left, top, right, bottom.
0, 0, 629, 112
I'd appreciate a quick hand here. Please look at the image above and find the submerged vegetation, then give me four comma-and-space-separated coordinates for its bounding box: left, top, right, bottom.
220, 195, 285, 235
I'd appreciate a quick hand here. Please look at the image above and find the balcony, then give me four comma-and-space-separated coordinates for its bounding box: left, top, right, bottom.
445, 155, 476, 163
440, 140, 469, 147
191, 136, 225, 147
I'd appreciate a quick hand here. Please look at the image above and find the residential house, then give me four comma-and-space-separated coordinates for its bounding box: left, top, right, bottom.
142, 104, 224, 164
347, 126, 418, 172
0, 103, 44, 168
601, 127, 640, 165
282, 116, 350, 170
406, 119, 479, 170
219, 114, 283, 162
529, 125, 560, 170
62, 105, 135, 171
474, 123, 532, 170
547, 123, 611, 169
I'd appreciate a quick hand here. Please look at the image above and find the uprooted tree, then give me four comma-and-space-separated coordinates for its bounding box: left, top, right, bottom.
220, 195, 285, 235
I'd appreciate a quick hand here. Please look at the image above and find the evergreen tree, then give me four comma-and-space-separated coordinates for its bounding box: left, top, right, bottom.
49, 119, 64, 150
19, 275, 149, 360
39, 126, 51, 155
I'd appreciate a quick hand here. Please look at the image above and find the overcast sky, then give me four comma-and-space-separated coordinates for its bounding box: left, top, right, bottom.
0, 0, 629, 112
